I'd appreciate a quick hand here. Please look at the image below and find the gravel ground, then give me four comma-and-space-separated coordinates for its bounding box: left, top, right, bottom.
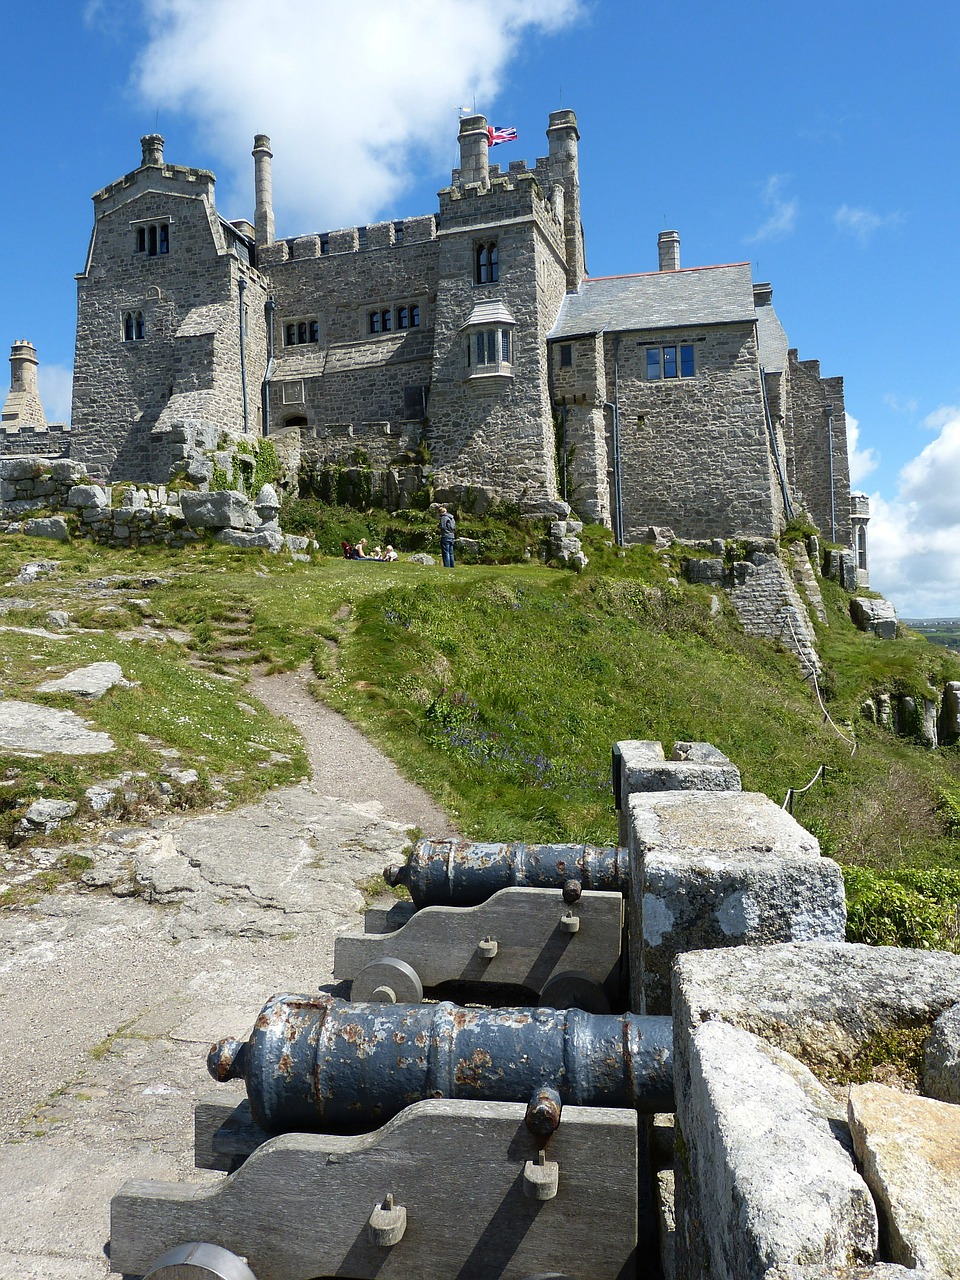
0, 671, 457, 1279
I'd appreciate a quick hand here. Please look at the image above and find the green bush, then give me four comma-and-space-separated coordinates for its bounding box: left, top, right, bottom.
843, 865, 960, 950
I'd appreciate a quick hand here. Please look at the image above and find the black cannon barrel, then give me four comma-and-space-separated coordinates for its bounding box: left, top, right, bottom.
209, 994, 673, 1134
384, 839, 629, 908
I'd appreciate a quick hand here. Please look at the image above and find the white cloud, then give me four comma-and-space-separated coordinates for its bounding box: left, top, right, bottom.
37, 364, 74, 425
883, 391, 919, 415
834, 204, 903, 244
846, 412, 878, 487
746, 175, 798, 244
132, 0, 585, 231
867, 408, 960, 616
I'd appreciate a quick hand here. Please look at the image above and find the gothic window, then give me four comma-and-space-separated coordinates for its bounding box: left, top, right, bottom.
856, 525, 867, 570
410, 304, 420, 328
284, 318, 320, 345
475, 241, 499, 284
397, 306, 409, 330
559, 344, 573, 368
471, 327, 512, 367
381, 309, 392, 333
123, 311, 145, 342
369, 311, 381, 334
135, 222, 170, 256
645, 343, 695, 380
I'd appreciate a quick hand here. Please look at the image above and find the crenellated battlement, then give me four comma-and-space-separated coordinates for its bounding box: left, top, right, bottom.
259, 214, 438, 266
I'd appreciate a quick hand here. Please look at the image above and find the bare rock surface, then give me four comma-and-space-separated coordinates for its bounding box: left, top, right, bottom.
924, 1002, 960, 1103
0, 668, 457, 1279
0, 699, 117, 754
848, 1083, 960, 1277
37, 661, 135, 699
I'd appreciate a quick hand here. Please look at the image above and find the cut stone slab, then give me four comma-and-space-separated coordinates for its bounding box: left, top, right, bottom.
37, 662, 134, 700
0, 700, 116, 755
848, 1083, 960, 1277
179, 489, 256, 530
675, 1020, 877, 1279
924, 1002, 960, 1103
674, 941, 960, 1081
628, 790, 844, 1013
614, 738, 741, 845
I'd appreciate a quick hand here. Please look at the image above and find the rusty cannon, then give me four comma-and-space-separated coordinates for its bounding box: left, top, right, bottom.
208, 992, 673, 1134
384, 838, 629, 908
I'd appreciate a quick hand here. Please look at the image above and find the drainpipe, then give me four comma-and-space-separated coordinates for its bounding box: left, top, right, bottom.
608, 333, 623, 546
262, 295, 276, 438
826, 403, 836, 541
238, 277, 249, 434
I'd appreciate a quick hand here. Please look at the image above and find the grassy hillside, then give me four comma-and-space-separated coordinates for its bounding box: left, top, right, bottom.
1, 525, 958, 947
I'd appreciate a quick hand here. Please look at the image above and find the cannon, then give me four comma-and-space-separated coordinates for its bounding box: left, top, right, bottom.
209, 992, 673, 1134
335, 882, 625, 1011
110, 994, 669, 1279
384, 838, 629, 908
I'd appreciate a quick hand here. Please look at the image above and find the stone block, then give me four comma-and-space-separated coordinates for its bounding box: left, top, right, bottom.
675, 1021, 877, 1280
629, 790, 843, 1013
850, 597, 898, 640
180, 490, 256, 529
614, 739, 741, 848
673, 941, 960, 1080
48, 458, 85, 482
939, 682, 960, 744
24, 516, 70, 542
216, 528, 284, 551
66, 483, 108, 508
0, 456, 46, 480
923, 1001, 960, 1103
684, 557, 726, 587
848, 1084, 960, 1276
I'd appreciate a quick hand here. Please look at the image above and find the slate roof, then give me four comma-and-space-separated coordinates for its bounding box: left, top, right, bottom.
754, 295, 789, 374
548, 263, 758, 340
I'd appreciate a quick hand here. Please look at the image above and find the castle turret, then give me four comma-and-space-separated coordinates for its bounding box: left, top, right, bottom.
140, 134, 164, 167
658, 230, 680, 272
252, 134, 275, 247
457, 115, 490, 191
2, 341, 47, 428
546, 109, 584, 290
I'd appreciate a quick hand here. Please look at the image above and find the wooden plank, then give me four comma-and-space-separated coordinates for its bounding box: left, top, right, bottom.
111, 1099, 639, 1280
334, 887, 624, 994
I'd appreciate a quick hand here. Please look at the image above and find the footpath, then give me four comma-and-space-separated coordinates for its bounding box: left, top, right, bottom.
0, 667, 456, 1279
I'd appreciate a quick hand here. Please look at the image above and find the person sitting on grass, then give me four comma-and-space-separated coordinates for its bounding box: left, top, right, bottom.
354, 538, 370, 558
382, 545, 398, 561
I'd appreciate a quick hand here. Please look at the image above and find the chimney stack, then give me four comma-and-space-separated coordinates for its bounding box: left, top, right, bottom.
140, 134, 164, 168
658, 230, 680, 272
547, 109, 584, 290
457, 115, 490, 191
2, 341, 47, 428
252, 134, 276, 247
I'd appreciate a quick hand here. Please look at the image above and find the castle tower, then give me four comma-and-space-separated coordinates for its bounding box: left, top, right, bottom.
141, 134, 164, 167
546, 110, 584, 290
457, 115, 490, 190
252, 134, 275, 247
1, 341, 47, 428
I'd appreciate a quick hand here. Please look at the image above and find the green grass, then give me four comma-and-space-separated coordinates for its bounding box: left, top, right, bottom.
3, 527, 960, 947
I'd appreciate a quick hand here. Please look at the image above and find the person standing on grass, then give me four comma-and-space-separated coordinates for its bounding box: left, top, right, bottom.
438, 505, 456, 568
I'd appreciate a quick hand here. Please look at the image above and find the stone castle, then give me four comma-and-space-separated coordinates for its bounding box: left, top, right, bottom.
2, 108, 868, 564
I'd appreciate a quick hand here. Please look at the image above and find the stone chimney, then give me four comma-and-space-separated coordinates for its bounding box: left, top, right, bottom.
140, 134, 164, 168
457, 115, 490, 191
753, 282, 773, 307
252, 134, 275, 247
2, 341, 47, 428
547, 109, 584, 290
658, 230, 680, 272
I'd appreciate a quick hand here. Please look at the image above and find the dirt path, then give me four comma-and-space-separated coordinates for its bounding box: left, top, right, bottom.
0, 673, 458, 1279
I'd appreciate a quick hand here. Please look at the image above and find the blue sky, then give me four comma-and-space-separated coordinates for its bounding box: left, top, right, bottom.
2, 0, 959, 616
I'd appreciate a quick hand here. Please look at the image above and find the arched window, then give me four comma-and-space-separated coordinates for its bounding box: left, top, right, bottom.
381, 309, 392, 332
476, 241, 499, 284
309, 320, 320, 343
134, 311, 145, 341
397, 306, 409, 330
286, 324, 296, 345
857, 525, 867, 571
369, 310, 381, 334
123, 313, 134, 342
148, 225, 158, 256
410, 304, 420, 328
136, 227, 146, 253
158, 223, 169, 254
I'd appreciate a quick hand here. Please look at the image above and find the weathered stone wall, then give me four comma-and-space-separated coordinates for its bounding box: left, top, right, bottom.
0, 421, 72, 458
426, 172, 567, 510
609, 323, 782, 540
71, 151, 269, 483
786, 351, 851, 545
267, 217, 438, 452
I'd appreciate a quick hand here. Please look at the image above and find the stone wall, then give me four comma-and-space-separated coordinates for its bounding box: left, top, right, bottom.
786, 351, 851, 545
610, 323, 783, 540
0, 421, 72, 458
71, 147, 269, 483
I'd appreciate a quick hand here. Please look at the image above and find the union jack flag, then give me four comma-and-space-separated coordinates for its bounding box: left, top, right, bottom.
487, 125, 518, 146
